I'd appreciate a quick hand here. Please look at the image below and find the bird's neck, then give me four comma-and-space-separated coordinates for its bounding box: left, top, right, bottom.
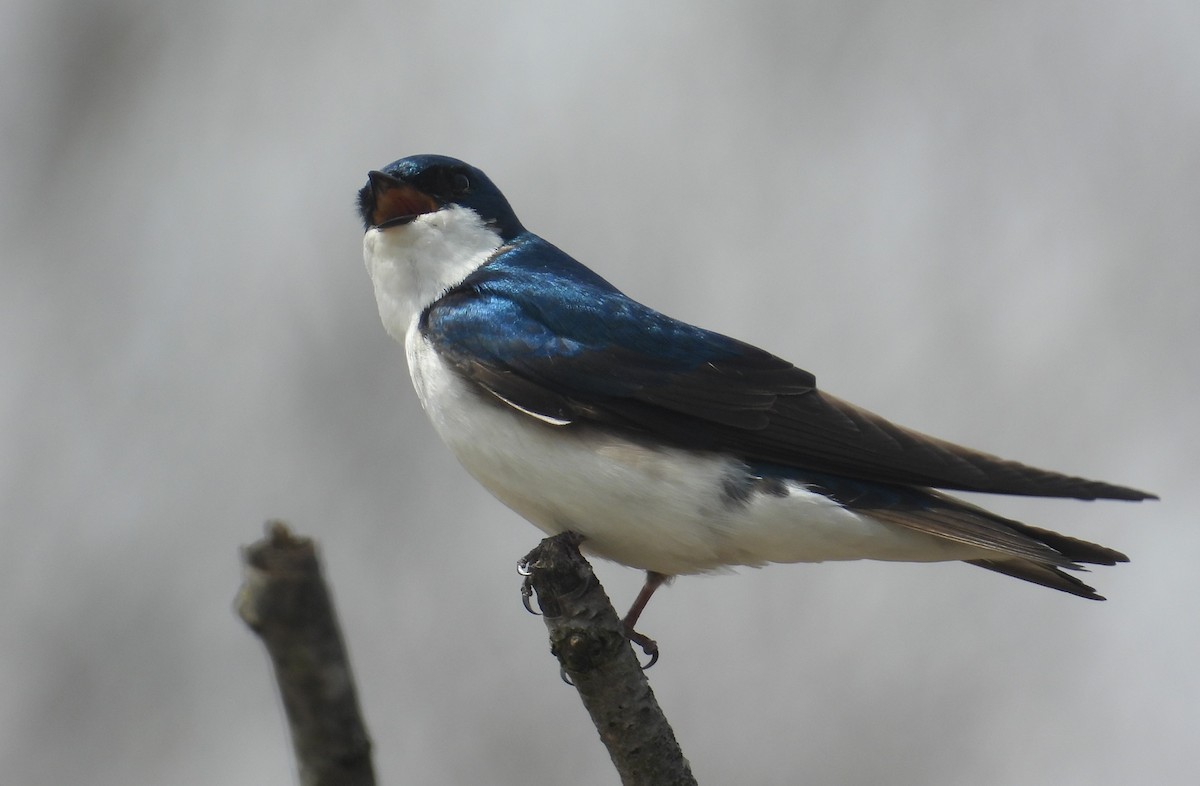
362, 205, 505, 343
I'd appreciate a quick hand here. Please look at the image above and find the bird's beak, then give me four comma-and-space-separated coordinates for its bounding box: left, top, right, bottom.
366, 170, 439, 229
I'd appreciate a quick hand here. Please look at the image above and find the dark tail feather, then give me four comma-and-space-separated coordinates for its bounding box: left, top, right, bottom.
966, 559, 1109, 600
1000, 520, 1129, 566
965, 518, 1128, 600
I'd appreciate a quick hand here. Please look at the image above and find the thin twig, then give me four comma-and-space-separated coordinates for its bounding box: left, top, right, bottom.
521, 532, 697, 786
237, 521, 376, 786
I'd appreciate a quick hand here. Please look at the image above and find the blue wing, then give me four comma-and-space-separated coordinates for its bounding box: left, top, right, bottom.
422, 235, 1153, 502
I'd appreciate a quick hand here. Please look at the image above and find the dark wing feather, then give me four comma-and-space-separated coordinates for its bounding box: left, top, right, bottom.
424, 244, 1155, 502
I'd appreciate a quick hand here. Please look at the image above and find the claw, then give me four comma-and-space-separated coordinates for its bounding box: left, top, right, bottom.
516, 559, 534, 577
520, 575, 541, 616
559, 666, 575, 686
626, 628, 660, 669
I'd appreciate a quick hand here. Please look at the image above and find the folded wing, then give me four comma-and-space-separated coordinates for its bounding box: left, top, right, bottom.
424, 247, 1155, 503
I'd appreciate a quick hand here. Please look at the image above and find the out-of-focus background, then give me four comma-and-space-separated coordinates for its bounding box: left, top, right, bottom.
3, 2, 1196, 784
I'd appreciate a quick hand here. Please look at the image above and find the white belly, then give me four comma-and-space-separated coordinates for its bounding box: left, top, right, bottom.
405, 331, 984, 575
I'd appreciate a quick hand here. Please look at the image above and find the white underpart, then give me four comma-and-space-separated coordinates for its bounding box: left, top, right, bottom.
365, 208, 989, 575
363, 205, 506, 342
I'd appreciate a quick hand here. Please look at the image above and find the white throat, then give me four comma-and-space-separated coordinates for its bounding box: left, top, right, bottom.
363, 205, 505, 343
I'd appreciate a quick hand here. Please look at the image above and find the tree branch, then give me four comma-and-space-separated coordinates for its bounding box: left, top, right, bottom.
236, 521, 376, 786
521, 532, 697, 786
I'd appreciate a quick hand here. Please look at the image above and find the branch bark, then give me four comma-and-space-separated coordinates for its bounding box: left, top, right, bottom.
521, 532, 697, 786
237, 521, 376, 786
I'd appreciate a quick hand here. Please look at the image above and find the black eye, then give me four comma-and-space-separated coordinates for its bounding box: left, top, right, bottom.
451, 173, 471, 194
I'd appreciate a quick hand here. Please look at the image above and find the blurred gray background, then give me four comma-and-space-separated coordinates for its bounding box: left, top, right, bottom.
3, 1, 1197, 784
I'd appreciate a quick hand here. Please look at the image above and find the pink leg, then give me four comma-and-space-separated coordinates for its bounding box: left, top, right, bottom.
622, 571, 670, 667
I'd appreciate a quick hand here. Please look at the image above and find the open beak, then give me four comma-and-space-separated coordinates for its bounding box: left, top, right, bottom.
366, 170, 439, 229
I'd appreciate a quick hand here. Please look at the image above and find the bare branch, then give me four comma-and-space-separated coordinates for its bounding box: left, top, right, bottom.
521, 533, 698, 786
237, 521, 376, 786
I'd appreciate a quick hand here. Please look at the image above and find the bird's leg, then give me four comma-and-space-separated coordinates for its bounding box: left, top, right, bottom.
622, 571, 670, 668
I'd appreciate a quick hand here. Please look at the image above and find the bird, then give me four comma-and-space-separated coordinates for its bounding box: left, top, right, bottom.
357, 153, 1154, 658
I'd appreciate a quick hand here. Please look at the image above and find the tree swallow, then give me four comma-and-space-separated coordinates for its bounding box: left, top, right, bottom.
358, 154, 1154, 655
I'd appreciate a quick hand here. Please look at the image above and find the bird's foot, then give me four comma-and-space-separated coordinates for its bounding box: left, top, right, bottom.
625, 627, 660, 669
520, 575, 541, 616
518, 552, 591, 617
517, 558, 542, 615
